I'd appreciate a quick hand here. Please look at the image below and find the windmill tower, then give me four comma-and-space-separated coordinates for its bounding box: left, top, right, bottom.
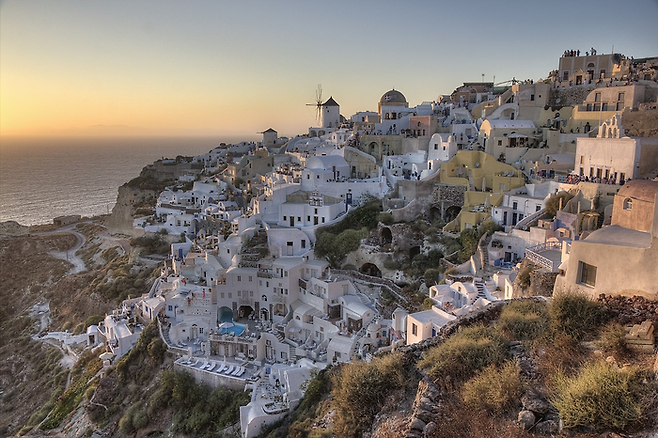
307, 84, 323, 126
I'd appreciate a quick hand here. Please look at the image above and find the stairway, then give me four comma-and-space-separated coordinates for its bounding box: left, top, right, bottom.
472, 278, 487, 303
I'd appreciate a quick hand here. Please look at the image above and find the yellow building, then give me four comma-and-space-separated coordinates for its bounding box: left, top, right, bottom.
440, 151, 525, 232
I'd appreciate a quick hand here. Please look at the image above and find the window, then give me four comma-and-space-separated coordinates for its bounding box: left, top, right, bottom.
512, 201, 518, 210
237, 276, 241, 281
168, 305, 173, 311
498, 140, 503, 146
530, 94, 535, 101
623, 198, 633, 210
301, 240, 306, 248
579, 262, 597, 287
199, 328, 204, 334
249, 276, 252, 282
580, 155, 584, 165
412, 323, 418, 336
563, 71, 569, 81
594, 92, 601, 102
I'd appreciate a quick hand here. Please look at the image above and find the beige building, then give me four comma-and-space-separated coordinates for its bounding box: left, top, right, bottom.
557, 52, 631, 86
554, 180, 658, 299
478, 119, 539, 163
575, 115, 658, 182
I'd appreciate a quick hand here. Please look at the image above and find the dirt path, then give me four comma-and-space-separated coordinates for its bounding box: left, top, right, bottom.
33, 225, 88, 274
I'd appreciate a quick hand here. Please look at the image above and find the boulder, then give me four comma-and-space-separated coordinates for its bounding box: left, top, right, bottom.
534, 419, 560, 435
517, 410, 535, 429
521, 389, 550, 414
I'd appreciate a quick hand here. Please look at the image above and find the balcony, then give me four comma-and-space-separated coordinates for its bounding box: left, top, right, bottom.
525, 241, 563, 272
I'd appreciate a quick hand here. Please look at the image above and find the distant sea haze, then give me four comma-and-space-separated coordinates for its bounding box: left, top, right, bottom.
0, 136, 238, 226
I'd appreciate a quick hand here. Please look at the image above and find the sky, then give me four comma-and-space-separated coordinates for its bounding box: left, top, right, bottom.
1, 0, 657, 140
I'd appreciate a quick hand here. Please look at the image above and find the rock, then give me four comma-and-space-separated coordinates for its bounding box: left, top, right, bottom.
409, 417, 426, 432
534, 419, 560, 435
517, 410, 535, 429
423, 421, 438, 437
521, 389, 550, 414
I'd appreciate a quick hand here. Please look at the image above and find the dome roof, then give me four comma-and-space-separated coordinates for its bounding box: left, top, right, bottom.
617, 180, 658, 202
380, 89, 407, 105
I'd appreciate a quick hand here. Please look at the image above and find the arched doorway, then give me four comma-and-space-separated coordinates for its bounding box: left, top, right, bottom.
445, 205, 461, 223
381, 227, 392, 245
360, 263, 382, 277
218, 306, 233, 323
238, 305, 254, 320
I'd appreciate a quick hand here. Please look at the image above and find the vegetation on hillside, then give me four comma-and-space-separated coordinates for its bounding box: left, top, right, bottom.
314, 196, 382, 267
264, 294, 658, 437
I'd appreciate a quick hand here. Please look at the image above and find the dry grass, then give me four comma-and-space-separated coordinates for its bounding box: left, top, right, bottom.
497, 299, 549, 341
461, 361, 523, 414
550, 360, 652, 432
418, 324, 508, 386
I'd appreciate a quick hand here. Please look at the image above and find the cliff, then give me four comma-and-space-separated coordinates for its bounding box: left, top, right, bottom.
105, 184, 159, 236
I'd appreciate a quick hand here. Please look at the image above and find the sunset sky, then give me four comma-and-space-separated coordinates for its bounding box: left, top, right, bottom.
1, 0, 657, 139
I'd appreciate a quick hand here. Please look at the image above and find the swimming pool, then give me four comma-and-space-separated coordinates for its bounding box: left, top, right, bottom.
219, 323, 246, 336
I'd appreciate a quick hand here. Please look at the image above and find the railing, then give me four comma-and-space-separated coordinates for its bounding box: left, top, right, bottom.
525, 241, 563, 272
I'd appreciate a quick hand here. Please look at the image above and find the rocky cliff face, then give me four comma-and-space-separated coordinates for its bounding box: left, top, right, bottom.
105, 185, 158, 236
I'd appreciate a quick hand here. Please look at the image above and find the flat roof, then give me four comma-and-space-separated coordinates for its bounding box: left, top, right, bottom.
411, 308, 456, 326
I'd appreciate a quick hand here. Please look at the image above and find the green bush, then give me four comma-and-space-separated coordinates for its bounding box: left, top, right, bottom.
461, 361, 522, 414
497, 300, 549, 341
549, 292, 607, 340
516, 266, 533, 289
418, 325, 509, 384
551, 361, 650, 431
332, 353, 405, 437
377, 212, 394, 225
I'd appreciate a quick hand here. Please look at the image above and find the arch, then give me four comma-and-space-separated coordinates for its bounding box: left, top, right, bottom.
429, 206, 442, 222
260, 308, 270, 321
623, 198, 633, 210
238, 305, 254, 320
218, 306, 234, 323
360, 262, 382, 277
381, 227, 393, 245
445, 205, 461, 222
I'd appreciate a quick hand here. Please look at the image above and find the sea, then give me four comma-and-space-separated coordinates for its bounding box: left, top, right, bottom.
0, 135, 247, 226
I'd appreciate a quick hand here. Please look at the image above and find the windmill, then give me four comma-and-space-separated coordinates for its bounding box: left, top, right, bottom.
306, 84, 323, 125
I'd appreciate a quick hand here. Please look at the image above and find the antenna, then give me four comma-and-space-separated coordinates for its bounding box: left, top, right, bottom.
306, 84, 323, 125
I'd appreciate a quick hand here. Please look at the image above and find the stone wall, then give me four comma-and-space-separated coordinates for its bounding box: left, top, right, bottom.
548, 86, 595, 110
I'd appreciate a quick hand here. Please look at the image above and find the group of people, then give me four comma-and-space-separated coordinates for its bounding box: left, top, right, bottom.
562, 47, 597, 57
565, 174, 626, 185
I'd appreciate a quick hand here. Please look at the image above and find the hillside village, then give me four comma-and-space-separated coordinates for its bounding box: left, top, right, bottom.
15, 50, 658, 437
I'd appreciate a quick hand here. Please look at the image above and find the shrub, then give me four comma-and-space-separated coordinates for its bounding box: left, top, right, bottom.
516, 266, 533, 289
377, 212, 394, 225
596, 322, 629, 358
545, 191, 573, 217
549, 291, 607, 340
332, 353, 406, 437
461, 361, 523, 414
418, 325, 509, 385
551, 361, 651, 431
497, 300, 549, 341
